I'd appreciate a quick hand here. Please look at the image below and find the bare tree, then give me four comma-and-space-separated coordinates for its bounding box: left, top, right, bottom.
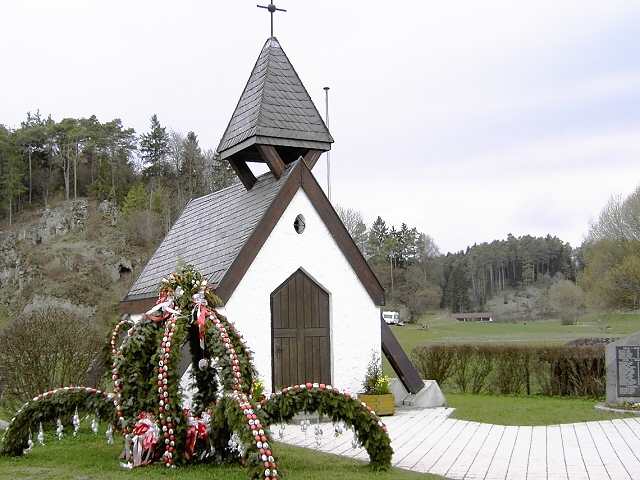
589, 187, 640, 242
336, 205, 368, 253
0, 308, 103, 405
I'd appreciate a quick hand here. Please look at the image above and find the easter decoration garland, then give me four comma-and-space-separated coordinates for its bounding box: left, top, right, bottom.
0, 265, 393, 478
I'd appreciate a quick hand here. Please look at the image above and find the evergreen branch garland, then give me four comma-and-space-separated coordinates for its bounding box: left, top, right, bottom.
201, 306, 280, 478
218, 395, 278, 479
109, 317, 132, 430
156, 313, 187, 466
0, 265, 392, 478
1, 387, 116, 456
259, 384, 393, 471
115, 320, 162, 430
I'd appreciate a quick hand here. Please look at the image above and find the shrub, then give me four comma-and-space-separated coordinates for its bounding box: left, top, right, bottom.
452, 345, 474, 392
492, 347, 530, 394
362, 352, 390, 394
120, 209, 164, 247
533, 346, 605, 396
410, 345, 454, 386
468, 347, 493, 393
411, 343, 605, 397
549, 279, 586, 325
0, 308, 103, 406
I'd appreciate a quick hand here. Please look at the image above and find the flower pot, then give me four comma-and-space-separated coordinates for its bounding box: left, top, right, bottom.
358, 393, 395, 416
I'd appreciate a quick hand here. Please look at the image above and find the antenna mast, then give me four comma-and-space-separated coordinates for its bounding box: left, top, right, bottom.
324, 86, 331, 202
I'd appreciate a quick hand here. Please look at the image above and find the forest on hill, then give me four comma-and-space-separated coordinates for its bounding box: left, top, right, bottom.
0, 108, 639, 407
0, 110, 638, 324
338, 184, 640, 321
0, 112, 235, 232
338, 206, 576, 319
440, 235, 574, 313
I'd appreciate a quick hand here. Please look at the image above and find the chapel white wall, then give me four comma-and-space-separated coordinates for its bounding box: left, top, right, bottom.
222, 188, 381, 394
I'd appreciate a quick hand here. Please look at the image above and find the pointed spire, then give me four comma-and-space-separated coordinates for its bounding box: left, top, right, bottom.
217, 37, 333, 189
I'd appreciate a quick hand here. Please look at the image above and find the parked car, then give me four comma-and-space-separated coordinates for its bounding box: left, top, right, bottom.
382, 311, 403, 326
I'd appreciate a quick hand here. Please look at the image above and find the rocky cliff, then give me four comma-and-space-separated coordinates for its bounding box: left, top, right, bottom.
0, 199, 153, 329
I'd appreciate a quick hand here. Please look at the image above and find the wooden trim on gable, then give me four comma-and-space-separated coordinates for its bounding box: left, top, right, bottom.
215, 165, 303, 302
299, 164, 385, 306
216, 160, 385, 306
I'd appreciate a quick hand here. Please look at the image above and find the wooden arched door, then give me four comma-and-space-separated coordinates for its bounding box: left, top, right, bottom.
271, 269, 331, 390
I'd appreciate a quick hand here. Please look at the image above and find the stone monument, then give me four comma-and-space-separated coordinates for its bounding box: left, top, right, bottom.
606, 331, 640, 405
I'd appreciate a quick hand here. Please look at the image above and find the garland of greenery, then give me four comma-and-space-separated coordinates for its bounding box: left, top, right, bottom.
109, 317, 132, 429
115, 319, 162, 431
1, 265, 392, 478
156, 310, 188, 466
259, 383, 392, 471
213, 394, 278, 478
0, 387, 116, 456
205, 309, 278, 478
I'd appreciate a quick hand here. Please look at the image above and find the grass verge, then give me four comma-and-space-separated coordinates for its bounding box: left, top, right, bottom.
0, 432, 439, 480
446, 393, 635, 426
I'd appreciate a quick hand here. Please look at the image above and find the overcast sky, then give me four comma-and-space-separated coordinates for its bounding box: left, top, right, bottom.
2, 1, 640, 253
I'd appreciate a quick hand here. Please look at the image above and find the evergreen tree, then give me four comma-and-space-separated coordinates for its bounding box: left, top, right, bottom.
0, 128, 26, 225
139, 114, 170, 179
181, 132, 204, 199
204, 149, 236, 193
367, 216, 388, 260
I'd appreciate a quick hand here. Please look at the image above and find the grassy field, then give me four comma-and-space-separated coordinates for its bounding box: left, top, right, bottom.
389, 311, 640, 355
446, 393, 634, 426
0, 432, 438, 480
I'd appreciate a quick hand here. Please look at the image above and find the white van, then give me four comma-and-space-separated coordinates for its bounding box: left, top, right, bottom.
382, 311, 402, 325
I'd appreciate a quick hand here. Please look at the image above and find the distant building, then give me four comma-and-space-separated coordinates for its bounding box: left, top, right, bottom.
454, 312, 494, 322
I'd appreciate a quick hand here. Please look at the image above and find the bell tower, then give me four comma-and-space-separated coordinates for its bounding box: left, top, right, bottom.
217, 37, 334, 190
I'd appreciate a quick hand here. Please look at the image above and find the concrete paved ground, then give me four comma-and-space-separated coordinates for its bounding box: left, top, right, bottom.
277, 407, 640, 479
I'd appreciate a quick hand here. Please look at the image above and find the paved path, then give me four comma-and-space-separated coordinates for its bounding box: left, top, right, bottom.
277, 408, 640, 479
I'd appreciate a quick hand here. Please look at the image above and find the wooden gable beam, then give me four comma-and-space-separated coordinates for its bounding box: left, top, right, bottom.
216, 159, 385, 306
257, 144, 286, 179
381, 317, 424, 394
215, 164, 302, 302
299, 164, 385, 306
230, 159, 257, 190
302, 149, 323, 170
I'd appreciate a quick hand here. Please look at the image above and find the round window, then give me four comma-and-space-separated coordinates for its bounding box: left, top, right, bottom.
294, 214, 306, 234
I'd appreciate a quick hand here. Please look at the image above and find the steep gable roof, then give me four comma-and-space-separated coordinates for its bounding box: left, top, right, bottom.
217, 37, 333, 158
121, 161, 384, 311
123, 167, 295, 302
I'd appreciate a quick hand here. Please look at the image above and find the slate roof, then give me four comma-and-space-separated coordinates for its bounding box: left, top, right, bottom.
217, 37, 333, 156
124, 166, 295, 301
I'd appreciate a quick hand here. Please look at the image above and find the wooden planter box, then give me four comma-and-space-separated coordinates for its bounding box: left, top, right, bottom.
358, 393, 395, 416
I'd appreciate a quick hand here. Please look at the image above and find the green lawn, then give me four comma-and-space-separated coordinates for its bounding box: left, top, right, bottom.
383, 312, 640, 377
446, 393, 636, 426
0, 432, 438, 480
389, 311, 640, 356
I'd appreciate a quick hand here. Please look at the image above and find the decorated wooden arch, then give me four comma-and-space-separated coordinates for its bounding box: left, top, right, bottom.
0, 265, 393, 478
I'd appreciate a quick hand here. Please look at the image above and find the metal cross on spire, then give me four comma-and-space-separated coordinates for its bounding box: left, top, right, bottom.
257, 1, 286, 38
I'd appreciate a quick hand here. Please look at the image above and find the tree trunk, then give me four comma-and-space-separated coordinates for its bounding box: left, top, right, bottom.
390, 255, 394, 298
63, 147, 70, 201
28, 148, 32, 204
74, 143, 78, 200
110, 152, 116, 198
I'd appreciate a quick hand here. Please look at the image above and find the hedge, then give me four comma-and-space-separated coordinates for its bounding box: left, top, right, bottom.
411, 344, 605, 397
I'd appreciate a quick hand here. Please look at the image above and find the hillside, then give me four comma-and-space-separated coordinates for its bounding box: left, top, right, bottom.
0, 199, 154, 330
